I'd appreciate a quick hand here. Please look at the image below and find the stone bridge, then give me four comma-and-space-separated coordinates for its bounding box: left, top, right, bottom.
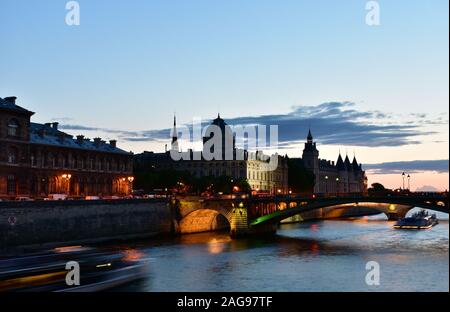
172, 194, 449, 237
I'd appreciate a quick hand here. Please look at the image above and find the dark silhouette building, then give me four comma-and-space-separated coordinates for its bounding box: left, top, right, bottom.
294, 129, 367, 195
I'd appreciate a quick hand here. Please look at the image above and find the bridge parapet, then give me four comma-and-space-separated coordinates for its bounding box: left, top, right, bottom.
173, 194, 448, 237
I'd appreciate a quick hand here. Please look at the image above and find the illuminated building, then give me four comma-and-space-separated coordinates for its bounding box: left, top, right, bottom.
0, 96, 133, 199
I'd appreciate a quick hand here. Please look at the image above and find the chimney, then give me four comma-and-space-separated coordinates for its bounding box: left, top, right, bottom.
109, 140, 117, 148
44, 123, 52, 128
52, 122, 59, 130
76, 135, 84, 144
4, 96, 17, 105
93, 137, 102, 146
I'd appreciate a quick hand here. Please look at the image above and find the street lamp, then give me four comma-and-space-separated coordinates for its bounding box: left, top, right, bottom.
407, 174, 411, 191
336, 177, 339, 196
325, 176, 329, 195
402, 172, 405, 190
61, 174, 72, 195
127, 176, 134, 195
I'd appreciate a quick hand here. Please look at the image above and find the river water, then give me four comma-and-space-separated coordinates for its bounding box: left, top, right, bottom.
116, 208, 449, 292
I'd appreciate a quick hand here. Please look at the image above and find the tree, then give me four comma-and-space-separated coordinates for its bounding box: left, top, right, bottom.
287, 158, 314, 194
370, 183, 385, 192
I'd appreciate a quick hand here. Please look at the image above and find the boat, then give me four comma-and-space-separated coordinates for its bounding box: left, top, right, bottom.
394, 209, 439, 229
0, 246, 149, 292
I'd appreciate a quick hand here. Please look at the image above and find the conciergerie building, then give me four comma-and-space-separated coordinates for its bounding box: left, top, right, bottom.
0, 96, 134, 199
135, 114, 289, 194
293, 129, 368, 195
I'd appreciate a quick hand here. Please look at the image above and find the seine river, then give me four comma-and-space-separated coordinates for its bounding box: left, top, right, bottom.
116, 208, 449, 292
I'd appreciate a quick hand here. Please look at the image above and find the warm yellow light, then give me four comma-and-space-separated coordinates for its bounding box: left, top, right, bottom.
389, 204, 396, 211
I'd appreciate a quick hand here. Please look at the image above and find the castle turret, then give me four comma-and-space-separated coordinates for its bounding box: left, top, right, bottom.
352, 155, 360, 172
336, 153, 345, 171
302, 129, 320, 193
344, 154, 351, 171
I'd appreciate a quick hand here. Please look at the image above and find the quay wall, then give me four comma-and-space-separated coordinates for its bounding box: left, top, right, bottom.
0, 199, 174, 252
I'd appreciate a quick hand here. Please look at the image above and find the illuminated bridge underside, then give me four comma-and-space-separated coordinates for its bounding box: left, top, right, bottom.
178, 209, 230, 234
249, 196, 449, 226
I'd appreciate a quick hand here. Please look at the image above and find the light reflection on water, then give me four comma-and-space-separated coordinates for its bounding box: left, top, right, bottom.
115, 209, 448, 292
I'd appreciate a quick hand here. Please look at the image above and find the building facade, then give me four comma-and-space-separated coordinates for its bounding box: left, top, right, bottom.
0, 96, 134, 199
295, 129, 367, 195
135, 115, 289, 194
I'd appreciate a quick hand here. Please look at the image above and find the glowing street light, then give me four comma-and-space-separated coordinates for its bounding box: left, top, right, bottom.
61, 174, 72, 195
402, 172, 406, 190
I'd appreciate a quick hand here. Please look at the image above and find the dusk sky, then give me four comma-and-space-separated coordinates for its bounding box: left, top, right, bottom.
0, 0, 448, 190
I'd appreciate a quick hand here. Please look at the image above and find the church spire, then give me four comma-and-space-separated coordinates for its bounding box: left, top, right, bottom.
307, 128, 313, 143
171, 114, 179, 151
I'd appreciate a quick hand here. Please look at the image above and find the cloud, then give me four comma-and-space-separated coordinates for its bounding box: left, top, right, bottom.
58, 101, 442, 148
364, 159, 449, 174
51, 117, 74, 123
59, 124, 141, 137
415, 185, 441, 192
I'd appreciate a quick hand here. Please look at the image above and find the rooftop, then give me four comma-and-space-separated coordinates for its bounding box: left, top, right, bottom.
29, 122, 132, 155
0, 97, 34, 115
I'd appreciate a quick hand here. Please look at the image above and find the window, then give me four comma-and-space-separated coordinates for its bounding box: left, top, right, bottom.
48, 153, 55, 168
7, 175, 16, 194
7, 119, 19, 137
7, 147, 18, 164
30, 153, 36, 166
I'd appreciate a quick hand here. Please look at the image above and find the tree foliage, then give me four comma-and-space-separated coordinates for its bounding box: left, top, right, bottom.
134, 164, 251, 195
287, 158, 314, 194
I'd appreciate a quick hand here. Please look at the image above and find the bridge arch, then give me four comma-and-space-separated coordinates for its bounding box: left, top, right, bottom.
249, 196, 448, 226
177, 208, 231, 234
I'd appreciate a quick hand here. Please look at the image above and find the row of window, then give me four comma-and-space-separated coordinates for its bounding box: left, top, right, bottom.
5, 147, 131, 172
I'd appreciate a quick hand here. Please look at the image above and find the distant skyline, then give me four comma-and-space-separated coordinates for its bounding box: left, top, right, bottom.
0, 0, 448, 190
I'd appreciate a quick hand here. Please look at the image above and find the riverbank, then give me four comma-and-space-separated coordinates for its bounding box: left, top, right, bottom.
0, 199, 174, 254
